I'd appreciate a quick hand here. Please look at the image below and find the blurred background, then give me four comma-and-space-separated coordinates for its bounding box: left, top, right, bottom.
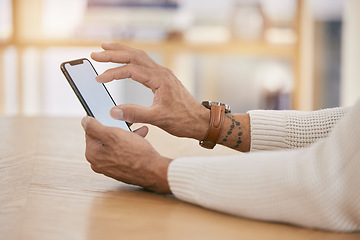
0, 0, 359, 117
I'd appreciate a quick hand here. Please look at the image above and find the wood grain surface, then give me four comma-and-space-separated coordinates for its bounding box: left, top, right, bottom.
1, 117, 359, 240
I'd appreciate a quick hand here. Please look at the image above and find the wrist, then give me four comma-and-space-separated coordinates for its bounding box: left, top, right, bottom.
198, 101, 231, 149
151, 156, 173, 194
192, 105, 211, 141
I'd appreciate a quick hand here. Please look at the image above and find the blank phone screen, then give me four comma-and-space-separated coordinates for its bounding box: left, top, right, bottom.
63, 59, 130, 131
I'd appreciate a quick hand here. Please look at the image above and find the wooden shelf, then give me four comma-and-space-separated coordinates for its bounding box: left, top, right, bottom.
0, 0, 305, 115
0, 39, 296, 58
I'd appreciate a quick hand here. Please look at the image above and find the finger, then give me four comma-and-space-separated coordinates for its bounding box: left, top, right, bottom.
91, 50, 156, 68
95, 64, 146, 84
81, 116, 111, 142
91, 50, 129, 63
101, 42, 134, 51
133, 125, 149, 138
90, 164, 102, 174
84, 134, 102, 165
101, 42, 156, 66
85, 131, 100, 145
110, 104, 155, 124
94, 41, 157, 67
96, 64, 160, 90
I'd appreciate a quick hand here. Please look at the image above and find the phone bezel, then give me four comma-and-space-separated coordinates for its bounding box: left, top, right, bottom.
60, 58, 131, 131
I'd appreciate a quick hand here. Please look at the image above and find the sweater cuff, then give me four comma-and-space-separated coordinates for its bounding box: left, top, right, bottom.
248, 110, 288, 151
168, 157, 204, 204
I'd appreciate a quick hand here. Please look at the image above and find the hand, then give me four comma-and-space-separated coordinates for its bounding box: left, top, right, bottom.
81, 116, 172, 194
91, 42, 209, 141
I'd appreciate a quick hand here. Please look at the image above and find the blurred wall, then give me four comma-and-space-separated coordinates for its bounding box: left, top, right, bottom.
341, 0, 360, 107
1, 0, 356, 117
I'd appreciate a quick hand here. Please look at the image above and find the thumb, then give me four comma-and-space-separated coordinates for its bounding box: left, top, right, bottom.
133, 125, 149, 138
81, 116, 109, 141
110, 104, 154, 124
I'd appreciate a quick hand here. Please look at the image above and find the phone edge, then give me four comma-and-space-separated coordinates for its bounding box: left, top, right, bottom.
60, 60, 95, 118
60, 58, 131, 132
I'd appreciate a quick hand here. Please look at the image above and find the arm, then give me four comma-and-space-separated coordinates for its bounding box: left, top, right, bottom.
82, 99, 360, 231
83, 42, 360, 231
168, 100, 360, 232
208, 106, 350, 152
91, 42, 350, 153
248, 107, 351, 151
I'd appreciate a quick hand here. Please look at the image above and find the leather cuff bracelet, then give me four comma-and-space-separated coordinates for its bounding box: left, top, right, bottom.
199, 101, 230, 149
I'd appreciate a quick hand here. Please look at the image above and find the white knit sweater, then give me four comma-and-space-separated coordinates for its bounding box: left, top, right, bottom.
168, 100, 360, 232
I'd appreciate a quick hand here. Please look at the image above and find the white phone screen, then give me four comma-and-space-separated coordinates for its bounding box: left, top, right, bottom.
63, 59, 130, 131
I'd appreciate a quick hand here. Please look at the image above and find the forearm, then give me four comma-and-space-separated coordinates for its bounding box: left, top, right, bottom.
169, 134, 360, 231
168, 149, 359, 231
248, 106, 351, 151
197, 106, 349, 153
217, 113, 251, 152
168, 101, 360, 231
190, 108, 251, 152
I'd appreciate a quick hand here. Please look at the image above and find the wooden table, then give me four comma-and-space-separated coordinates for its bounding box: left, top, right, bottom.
1, 117, 359, 240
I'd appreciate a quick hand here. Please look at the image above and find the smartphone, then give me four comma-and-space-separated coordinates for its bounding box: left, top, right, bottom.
60, 58, 131, 131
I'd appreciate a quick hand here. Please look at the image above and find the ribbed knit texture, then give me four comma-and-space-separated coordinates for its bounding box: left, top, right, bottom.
248, 107, 350, 151
168, 102, 360, 232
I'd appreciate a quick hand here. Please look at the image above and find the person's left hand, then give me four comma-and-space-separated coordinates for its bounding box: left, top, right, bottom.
81, 116, 172, 194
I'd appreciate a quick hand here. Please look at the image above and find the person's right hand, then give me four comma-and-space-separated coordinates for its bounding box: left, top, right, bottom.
91, 42, 210, 141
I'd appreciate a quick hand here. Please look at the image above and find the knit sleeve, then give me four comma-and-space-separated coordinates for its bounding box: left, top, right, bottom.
168, 100, 360, 232
248, 106, 351, 151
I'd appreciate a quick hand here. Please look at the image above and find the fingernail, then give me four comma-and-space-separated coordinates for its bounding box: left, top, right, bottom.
111, 108, 124, 120
81, 116, 90, 129
90, 52, 100, 61
91, 51, 100, 56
